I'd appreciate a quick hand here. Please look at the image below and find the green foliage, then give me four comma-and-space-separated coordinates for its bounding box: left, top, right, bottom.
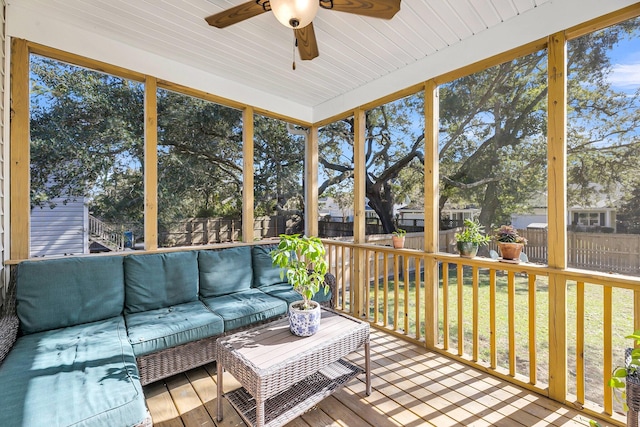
253, 116, 304, 229
392, 228, 406, 237
30, 55, 144, 223
494, 225, 527, 244
608, 331, 640, 412
270, 234, 329, 310
454, 219, 491, 245
30, 55, 304, 232
439, 19, 640, 229
318, 93, 425, 233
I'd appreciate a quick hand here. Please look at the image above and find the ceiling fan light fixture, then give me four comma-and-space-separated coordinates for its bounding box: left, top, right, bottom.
270, 0, 319, 28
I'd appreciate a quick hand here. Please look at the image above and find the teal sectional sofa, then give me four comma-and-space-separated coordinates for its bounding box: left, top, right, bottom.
0, 243, 334, 427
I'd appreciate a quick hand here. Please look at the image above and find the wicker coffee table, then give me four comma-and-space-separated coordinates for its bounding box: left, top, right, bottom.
216, 309, 371, 427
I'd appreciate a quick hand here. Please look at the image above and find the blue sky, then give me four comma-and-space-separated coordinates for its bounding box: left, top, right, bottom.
608, 36, 640, 91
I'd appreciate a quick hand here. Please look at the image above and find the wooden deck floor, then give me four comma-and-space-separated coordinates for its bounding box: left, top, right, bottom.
143, 329, 616, 427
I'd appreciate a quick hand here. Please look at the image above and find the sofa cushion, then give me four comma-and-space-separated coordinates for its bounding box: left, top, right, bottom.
201, 288, 287, 331
17, 256, 125, 334
0, 316, 149, 427
125, 300, 224, 357
124, 251, 199, 314
251, 244, 288, 288
198, 246, 253, 298
260, 283, 332, 306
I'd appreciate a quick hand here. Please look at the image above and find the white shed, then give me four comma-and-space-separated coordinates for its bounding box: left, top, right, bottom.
30, 197, 89, 257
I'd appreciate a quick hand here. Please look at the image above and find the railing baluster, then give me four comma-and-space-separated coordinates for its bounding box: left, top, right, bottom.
415, 256, 422, 341
490, 268, 497, 369
443, 261, 449, 350
472, 265, 479, 362
394, 253, 400, 331
529, 274, 537, 385
508, 270, 516, 377
603, 285, 613, 415
404, 255, 410, 334
365, 249, 371, 320
341, 246, 346, 311
457, 263, 464, 356
576, 280, 585, 405
383, 253, 389, 328
374, 249, 380, 324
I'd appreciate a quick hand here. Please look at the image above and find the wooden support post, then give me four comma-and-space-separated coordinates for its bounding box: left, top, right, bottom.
424, 80, 439, 348
305, 126, 319, 236
547, 30, 568, 403
242, 108, 255, 243
9, 39, 30, 260
144, 76, 158, 250
352, 109, 366, 317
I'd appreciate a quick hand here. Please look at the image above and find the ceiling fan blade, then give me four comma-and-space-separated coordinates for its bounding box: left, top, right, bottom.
295, 23, 319, 61
321, 0, 400, 19
205, 1, 269, 28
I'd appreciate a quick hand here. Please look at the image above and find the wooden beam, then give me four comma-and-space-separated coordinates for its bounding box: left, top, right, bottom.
566, 3, 640, 40
10, 39, 30, 260
435, 38, 547, 85
242, 108, 255, 243
547, 30, 568, 403
144, 76, 158, 250
423, 80, 440, 348
27, 41, 145, 83
305, 126, 319, 236
352, 109, 366, 317
547, 30, 567, 270
158, 80, 311, 128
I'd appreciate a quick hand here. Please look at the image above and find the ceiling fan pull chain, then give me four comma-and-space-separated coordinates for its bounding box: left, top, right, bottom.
293, 35, 298, 70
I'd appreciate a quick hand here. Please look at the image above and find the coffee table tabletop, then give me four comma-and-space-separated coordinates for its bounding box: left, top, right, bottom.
216, 309, 371, 427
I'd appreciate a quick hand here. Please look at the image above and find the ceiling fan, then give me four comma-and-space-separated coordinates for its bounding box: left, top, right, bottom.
205, 0, 401, 62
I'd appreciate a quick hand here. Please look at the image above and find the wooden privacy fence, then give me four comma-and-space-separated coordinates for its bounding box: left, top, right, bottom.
468, 228, 640, 275
322, 239, 640, 426
159, 216, 295, 246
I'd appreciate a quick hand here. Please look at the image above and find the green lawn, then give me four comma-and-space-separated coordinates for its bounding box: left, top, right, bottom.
366, 265, 635, 409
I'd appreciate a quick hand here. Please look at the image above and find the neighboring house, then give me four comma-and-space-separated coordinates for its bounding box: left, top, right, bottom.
319, 196, 408, 222
440, 207, 480, 223
568, 207, 617, 231
30, 197, 89, 257
510, 207, 548, 230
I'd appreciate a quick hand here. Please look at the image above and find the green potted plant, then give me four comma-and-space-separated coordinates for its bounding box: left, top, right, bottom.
454, 219, 491, 258
392, 228, 406, 248
609, 330, 640, 425
494, 224, 527, 261
270, 234, 329, 336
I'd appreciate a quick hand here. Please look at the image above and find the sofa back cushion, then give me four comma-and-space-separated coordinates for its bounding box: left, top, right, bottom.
251, 245, 287, 288
124, 251, 198, 314
16, 256, 125, 334
198, 246, 253, 298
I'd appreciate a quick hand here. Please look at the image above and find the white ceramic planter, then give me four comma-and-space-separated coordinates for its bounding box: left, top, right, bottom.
289, 300, 321, 336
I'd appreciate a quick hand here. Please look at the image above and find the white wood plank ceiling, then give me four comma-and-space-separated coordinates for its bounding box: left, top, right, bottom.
6, 0, 638, 122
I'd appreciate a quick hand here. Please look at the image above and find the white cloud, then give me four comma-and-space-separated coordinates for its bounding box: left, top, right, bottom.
608, 63, 640, 88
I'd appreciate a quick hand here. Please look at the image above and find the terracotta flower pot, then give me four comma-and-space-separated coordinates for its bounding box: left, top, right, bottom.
498, 242, 523, 260
392, 235, 405, 249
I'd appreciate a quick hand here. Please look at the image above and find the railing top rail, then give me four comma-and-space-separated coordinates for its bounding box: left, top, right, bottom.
321, 238, 640, 290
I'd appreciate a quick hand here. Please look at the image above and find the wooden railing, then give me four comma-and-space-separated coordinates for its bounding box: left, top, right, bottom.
322, 238, 640, 426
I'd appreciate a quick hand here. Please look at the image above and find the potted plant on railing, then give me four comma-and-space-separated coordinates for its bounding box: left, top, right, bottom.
270, 234, 329, 337
494, 224, 527, 261
609, 330, 640, 427
455, 219, 491, 258
392, 228, 406, 248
